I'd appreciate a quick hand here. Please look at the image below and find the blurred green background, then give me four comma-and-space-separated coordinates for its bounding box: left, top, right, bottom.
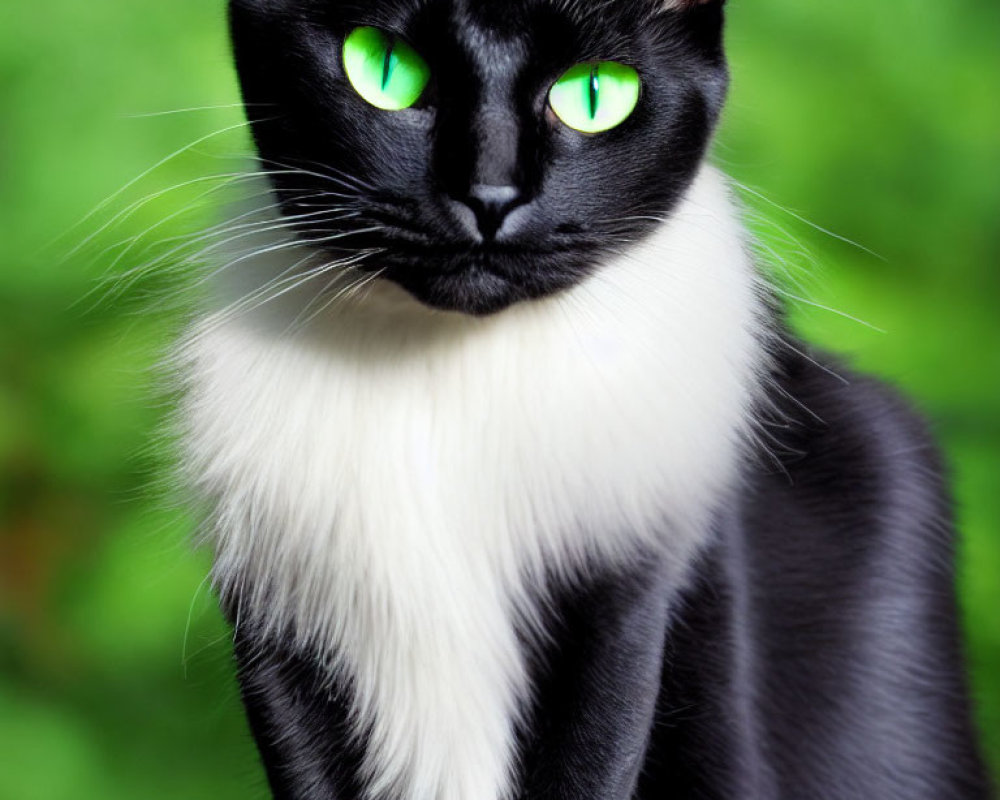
0, 1, 997, 797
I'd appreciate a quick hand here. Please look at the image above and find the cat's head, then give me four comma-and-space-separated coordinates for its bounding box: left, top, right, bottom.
229, 0, 728, 315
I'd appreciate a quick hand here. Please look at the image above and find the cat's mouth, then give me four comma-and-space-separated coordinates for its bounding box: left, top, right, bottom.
280, 202, 606, 314
306, 230, 599, 315
374, 245, 594, 316
276, 191, 609, 314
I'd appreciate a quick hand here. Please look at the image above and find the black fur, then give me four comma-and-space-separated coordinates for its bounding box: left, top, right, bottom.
230, 345, 991, 798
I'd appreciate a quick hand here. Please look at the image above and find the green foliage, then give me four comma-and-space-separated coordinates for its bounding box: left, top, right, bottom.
0, 1, 997, 796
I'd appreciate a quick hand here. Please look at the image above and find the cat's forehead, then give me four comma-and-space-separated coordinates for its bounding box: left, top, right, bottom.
456, 0, 649, 28
328, 0, 662, 36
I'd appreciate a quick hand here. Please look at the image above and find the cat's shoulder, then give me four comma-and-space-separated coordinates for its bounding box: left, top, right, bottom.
729, 341, 988, 795
746, 338, 954, 561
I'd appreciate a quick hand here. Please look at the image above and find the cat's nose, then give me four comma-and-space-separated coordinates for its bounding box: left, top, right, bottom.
459, 183, 525, 241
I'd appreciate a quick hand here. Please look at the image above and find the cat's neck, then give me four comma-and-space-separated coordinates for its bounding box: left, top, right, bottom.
178, 164, 770, 800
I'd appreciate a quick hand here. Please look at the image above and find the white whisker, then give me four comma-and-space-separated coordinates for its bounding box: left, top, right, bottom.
731, 180, 886, 262
57, 117, 279, 247
125, 103, 273, 119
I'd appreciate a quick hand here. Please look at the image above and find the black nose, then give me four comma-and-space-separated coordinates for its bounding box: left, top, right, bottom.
458, 183, 524, 241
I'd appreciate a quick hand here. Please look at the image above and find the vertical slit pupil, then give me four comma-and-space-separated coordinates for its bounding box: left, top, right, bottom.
381, 39, 397, 91
588, 64, 600, 120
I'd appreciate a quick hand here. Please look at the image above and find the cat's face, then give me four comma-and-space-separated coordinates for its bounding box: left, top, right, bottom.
229, 0, 727, 315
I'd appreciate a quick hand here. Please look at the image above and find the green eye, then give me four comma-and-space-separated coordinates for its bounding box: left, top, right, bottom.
343, 26, 430, 110
549, 61, 640, 134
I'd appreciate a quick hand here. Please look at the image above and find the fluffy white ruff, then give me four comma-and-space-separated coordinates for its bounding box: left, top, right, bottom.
177, 165, 768, 800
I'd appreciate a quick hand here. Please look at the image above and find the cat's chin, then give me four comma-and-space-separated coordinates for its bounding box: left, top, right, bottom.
356, 250, 591, 317
379, 256, 589, 316
385, 266, 535, 316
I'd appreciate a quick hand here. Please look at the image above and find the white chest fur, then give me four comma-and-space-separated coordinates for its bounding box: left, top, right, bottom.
177, 167, 766, 800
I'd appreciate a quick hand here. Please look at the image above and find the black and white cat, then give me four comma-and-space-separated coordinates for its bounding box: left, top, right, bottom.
177, 0, 991, 797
